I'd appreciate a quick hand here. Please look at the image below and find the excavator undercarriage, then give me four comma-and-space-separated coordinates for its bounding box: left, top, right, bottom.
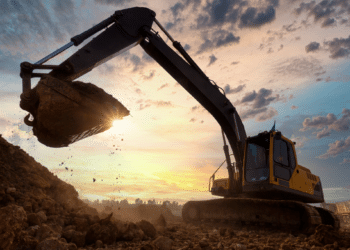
182, 198, 340, 234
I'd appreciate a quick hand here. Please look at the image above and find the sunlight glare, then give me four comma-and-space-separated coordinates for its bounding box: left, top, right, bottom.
108, 117, 135, 135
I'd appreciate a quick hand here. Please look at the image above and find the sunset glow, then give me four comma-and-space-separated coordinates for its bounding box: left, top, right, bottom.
0, 0, 349, 204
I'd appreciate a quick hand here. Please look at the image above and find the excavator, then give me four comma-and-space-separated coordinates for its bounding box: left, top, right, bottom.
19, 7, 339, 234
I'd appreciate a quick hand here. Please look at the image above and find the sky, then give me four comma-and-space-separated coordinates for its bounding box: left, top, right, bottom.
0, 0, 349, 204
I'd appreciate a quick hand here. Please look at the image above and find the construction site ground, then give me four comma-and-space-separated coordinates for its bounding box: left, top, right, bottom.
0, 134, 349, 250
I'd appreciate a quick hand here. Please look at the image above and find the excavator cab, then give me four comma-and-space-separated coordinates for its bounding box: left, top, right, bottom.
211, 131, 324, 203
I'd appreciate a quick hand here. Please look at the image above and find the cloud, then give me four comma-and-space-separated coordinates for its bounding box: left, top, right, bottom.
216, 32, 240, 47
190, 105, 205, 113
189, 118, 196, 123
318, 136, 350, 159
273, 56, 325, 78
0, 0, 76, 53
143, 70, 155, 80
322, 17, 336, 27
208, 54, 217, 66
195, 0, 241, 29
294, 0, 349, 27
340, 158, 350, 165
256, 107, 278, 122
157, 83, 170, 91
239, 5, 276, 28
267, 48, 274, 54
291, 105, 298, 110
138, 99, 173, 110
224, 84, 245, 94
324, 35, 350, 59
167, 0, 275, 54
305, 42, 320, 53
0, 118, 10, 127
231, 61, 239, 65
240, 107, 278, 122
300, 109, 350, 138
197, 30, 240, 53
289, 135, 308, 148
183, 44, 191, 51
301, 113, 337, 130
235, 87, 286, 121
239, 88, 278, 109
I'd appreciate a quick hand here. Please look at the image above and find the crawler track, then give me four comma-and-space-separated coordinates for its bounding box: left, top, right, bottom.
182, 198, 340, 234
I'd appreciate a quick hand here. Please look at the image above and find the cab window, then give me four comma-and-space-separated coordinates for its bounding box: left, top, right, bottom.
246, 143, 269, 182
273, 138, 292, 180
288, 143, 296, 169
274, 139, 289, 166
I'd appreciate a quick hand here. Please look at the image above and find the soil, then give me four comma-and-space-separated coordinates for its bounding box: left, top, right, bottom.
20, 76, 129, 147
0, 134, 349, 250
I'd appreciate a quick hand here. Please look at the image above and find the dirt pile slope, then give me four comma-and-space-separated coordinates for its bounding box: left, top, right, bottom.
1, 134, 349, 250
0, 135, 163, 250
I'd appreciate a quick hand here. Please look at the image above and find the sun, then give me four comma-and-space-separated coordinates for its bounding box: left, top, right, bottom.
108, 117, 135, 135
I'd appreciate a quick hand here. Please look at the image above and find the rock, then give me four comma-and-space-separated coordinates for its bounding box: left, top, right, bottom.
193, 245, 202, 250
35, 224, 60, 241
27, 225, 40, 237
232, 243, 247, 250
72, 217, 89, 232
62, 229, 76, 242
153, 236, 173, 250
199, 238, 209, 248
217, 242, 224, 248
310, 246, 323, 250
0, 204, 27, 250
64, 225, 77, 231
312, 224, 340, 246
37, 211, 47, 223
27, 213, 42, 226
60, 238, 67, 243
95, 240, 103, 248
219, 228, 227, 236
137, 220, 157, 239
6, 187, 16, 193
85, 214, 100, 225
155, 214, 167, 227
261, 246, 276, 250
116, 222, 145, 241
67, 243, 78, 250
35, 236, 69, 250
280, 242, 294, 250
85, 221, 118, 245
18, 235, 39, 249
23, 201, 33, 213
71, 231, 85, 247
140, 243, 155, 250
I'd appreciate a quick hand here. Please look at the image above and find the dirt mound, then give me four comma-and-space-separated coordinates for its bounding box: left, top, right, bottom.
0, 135, 159, 249
1, 134, 349, 250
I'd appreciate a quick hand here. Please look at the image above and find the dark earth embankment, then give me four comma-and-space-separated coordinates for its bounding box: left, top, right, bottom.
0, 134, 349, 250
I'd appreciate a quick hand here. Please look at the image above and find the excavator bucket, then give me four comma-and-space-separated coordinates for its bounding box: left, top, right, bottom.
20, 76, 129, 147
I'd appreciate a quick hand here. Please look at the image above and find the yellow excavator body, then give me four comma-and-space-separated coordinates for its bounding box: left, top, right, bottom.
213, 132, 322, 199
